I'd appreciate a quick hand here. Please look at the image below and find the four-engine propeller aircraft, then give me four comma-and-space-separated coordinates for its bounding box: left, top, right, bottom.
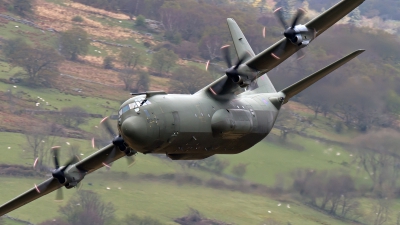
0, 0, 365, 217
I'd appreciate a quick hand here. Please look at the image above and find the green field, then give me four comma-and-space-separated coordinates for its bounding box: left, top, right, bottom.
0, 130, 377, 225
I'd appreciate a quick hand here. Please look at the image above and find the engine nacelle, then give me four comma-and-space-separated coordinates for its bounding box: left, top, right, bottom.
64, 165, 86, 189
292, 25, 314, 47
235, 64, 258, 88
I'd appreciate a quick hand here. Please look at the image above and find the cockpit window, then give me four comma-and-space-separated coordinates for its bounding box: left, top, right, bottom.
119, 98, 151, 115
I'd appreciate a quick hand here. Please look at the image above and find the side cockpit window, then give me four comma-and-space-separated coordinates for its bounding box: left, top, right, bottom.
119, 97, 152, 115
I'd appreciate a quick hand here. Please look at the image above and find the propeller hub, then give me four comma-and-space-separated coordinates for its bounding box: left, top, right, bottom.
52, 168, 67, 184
225, 67, 241, 83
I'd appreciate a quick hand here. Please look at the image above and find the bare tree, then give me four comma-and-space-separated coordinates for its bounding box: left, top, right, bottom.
292, 169, 358, 218
60, 106, 88, 128
118, 48, 141, 69
24, 125, 62, 170
59, 191, 115, 225
119, 68, 135, 91
373, 199, 391, 225
168, 66, 213, 94
338, 194, 360, 219
353, 130, 400, 195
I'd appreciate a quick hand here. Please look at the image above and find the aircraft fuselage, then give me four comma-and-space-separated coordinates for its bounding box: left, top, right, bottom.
118, 92, 283, 160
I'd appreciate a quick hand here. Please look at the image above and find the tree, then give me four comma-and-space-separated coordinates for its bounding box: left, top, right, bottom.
2, 38, 29, 60
60, 27, 90, 61
3, 38, 61, 86
292, 169, 358, 218
353, 130, 400, 195
300, 84, 334, 119
168, 66, 212, 94
12, 0, 32, 17
150, 48, 178, 76
60, 106, 89, 128
103, 56, 114, 69
11, 46, 61, 86
373, 199, 391, 225
59, 191, 115, 225
135, 15, 146, 27
119, 68, 136, 91
119, 68, 149, 92
119, 48, 141, 69
135, 70, 150, 92
199, 27, 226, 60
25, 125, 63, 171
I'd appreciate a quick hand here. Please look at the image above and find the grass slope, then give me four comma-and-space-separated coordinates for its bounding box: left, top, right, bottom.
0, 131, 362, 225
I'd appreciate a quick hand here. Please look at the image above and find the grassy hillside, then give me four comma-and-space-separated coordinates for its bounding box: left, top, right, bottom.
0, 133, 357, 225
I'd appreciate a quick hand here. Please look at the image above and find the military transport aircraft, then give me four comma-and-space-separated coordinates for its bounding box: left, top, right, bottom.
0, 0, 365, 217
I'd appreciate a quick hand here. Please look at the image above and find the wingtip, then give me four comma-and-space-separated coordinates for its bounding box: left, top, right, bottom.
353, 49, 366, 55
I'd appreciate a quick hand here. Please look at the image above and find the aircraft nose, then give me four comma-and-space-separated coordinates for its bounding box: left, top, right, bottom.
121, 116, 149, 148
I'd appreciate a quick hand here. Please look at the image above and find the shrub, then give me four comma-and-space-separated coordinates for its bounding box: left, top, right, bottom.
103, 56, 114, 69
135, 15, 146, 27
72, 15, 84, 22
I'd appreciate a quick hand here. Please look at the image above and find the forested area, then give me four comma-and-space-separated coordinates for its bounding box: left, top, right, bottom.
306, 0, 400, 20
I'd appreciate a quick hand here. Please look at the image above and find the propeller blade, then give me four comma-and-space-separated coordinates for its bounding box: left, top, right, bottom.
76, 182, 83, 190
55, 188, 63, 201
274, 7, 289, 28
91, 137, 95, 149
209, 76, 229, 95
103, 146, 117, 170
221, 45, 232, 68
100, 117, 115, 139
34, 178, 55, 193
205, 60, 210, 71
52, 146, 61, 169
297, 49, 305, 60
34, 184, 41, 193
263, 27, 266, 38
33, 157, 39, 169
291, 8, 306, 29
60, 158, 76, 173
234, 55, 245, 70
126, 156, 135, 167
272, 39, 288, 59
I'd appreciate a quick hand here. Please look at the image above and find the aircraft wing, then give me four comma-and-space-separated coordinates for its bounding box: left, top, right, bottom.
75, 143, 125, 173
0, 144, 125, 217
245, 0, 365, 72
0, 178, 62, 217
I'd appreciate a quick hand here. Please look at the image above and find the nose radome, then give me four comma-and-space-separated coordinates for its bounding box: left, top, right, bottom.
121, 116, 149, 147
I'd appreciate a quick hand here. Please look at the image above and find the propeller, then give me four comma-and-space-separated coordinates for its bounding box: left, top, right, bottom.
34, 146, 76, 201
273, 7, 307, 60
94, 117, 136, 168
221, 45, 245, 83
